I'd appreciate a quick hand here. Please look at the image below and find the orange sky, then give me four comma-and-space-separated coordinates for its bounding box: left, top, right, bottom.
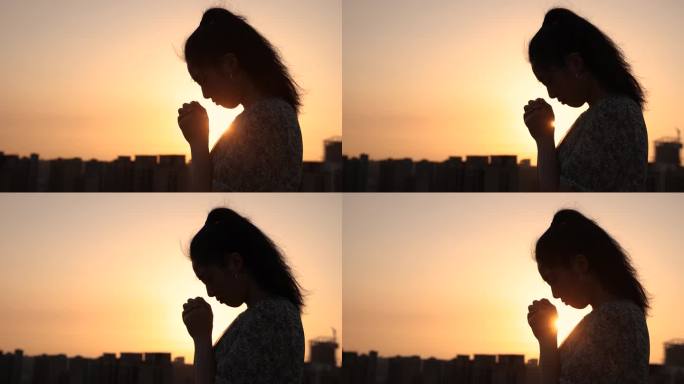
0, 0, 341, 161
343, 194, 684, 363
0, 194, 342, 364
343, 0, 683, 162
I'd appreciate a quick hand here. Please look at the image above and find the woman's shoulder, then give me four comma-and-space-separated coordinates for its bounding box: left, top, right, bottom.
242, 98, 299, 128
234, 296, 302, 333
589, 300, 647, 331
249, 296, 301, 322
590, 94, 644, 124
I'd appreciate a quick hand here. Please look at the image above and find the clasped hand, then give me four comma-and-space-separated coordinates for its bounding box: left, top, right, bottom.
523, 98, 555, 143
527, 298, 558, 343
177, 101, 209, 148
182, 297, 213, 342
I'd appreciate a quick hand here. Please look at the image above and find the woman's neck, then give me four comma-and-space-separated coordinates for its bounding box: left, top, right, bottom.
589, 284, 619, 309
586, 77, 610, 107
240, 76, 268, 110
244, 281, 271, 308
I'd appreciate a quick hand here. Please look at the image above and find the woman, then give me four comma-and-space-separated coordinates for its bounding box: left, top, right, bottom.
177, 8, 303, 191
181, 208, 305, 384
527, 209, 649, 384
523, 8, 648, 191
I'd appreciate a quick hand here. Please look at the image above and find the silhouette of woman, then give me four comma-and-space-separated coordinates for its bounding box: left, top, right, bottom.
177, 8, 303, 191
523, 8, 647, 191
181, 208, 305, 383
527, 209, 649, 384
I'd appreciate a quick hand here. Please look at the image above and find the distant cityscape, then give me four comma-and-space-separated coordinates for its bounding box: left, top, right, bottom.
342, 340, 684, 384
343, 135, 684, 192
0, 334, 341, 384
0, 138, 342, 192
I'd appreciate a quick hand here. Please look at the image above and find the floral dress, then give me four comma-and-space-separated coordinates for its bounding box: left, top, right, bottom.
213, 296, 304, 384
559, 300, 649, 384
557, 95, 648, 191
210, 98, 303, 192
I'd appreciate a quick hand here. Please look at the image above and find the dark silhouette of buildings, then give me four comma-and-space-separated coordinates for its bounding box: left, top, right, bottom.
344, 135, 684, 192
343, 343, 684, 384
647, 131, 684, 192
0, 138, 343, 192
342, 351, 529, 384
1, 333, 344, 384
343, 154, 536, 192
301, 137, 343, 192
0, 349, 192, 384
649, 340, 684, 384
304, 330, 341, 384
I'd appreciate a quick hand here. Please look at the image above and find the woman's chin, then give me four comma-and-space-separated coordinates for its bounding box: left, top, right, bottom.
569, 301, 589, 309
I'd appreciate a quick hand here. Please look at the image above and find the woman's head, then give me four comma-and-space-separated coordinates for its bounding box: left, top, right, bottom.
184, 8, 301, 112
534, 209, 649, 313
189, 207, 304, 311
528, 8, 645, 108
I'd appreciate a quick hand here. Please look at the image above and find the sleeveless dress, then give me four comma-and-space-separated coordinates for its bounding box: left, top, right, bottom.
213, 296, 304, 384
557, 95, 648, 191
210, 98, 303, 191
559, 300, 649, 384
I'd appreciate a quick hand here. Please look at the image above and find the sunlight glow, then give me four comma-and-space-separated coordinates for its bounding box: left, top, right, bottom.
555, 302, 591, 345
206, 104, 243, 150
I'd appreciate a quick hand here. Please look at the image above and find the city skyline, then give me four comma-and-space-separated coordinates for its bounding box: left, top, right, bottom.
0, 0, 341, 161
342, 339, 684, 363
343, 194, 684, 364
0, 194, 342, 364
344, 0, 683, 162
343, 132, 683, 164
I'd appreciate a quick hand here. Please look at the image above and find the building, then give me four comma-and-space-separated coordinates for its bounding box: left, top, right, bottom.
306, 331, 341, 384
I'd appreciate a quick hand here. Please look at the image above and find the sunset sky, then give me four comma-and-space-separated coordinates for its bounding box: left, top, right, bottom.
344, 0, 683, 162
343, 194, 683, 363
0, 0, 341, 161
0, 194, 342, 364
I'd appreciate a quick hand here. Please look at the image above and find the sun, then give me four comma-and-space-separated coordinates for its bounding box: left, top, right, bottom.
205, 103, 243, 150
555, 303, 591, 343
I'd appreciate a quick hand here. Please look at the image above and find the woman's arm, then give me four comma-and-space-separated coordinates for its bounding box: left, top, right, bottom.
535, 137, 560, 192
182, 297, 216, 384
524, 99, 560, 191
538, 337, 560, 384
193, 336, 217, 384
528, 298, 560, 384
189, 144, 213, 192
178, 101, 212, 191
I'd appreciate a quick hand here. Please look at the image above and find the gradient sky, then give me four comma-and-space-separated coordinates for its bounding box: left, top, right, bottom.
0, 0, 341, 161
0, 194, 342, 364
343, 194, 683, 363
344, 0, 683, 162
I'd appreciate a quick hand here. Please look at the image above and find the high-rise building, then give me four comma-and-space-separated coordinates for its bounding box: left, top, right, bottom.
665, 340, 684, 367
654, 130, 682, 166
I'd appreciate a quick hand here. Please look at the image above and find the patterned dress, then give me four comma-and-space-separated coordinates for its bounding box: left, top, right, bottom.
213, 296, 304, 384
557, 95, 648, 191
559, 300, 649, 384
210, 98, 303, 192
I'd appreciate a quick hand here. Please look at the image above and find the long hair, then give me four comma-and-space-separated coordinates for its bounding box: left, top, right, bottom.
189, 207, 304, 312
528, 8, 645, 108
535, 209, 649, 314
184, 7, 302, 113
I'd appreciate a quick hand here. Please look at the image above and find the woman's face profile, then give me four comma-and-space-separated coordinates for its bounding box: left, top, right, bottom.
532, 64, 586, 108
188, 63, 241, 109
538, 261, 590, 309
192, 261, 245, 308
